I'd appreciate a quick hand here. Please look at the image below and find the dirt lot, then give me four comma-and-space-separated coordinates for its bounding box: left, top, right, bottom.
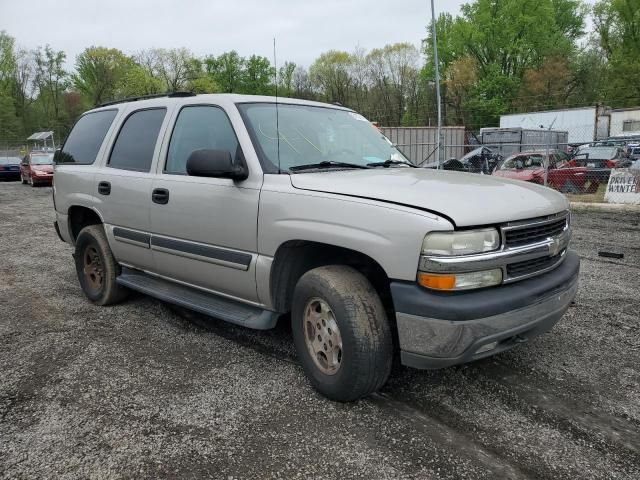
0, 181, 639, 480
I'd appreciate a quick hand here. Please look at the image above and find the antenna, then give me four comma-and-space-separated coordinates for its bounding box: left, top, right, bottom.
273, 37, 281, 173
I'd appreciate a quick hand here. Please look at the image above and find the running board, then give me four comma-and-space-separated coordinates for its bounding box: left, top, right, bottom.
116, 268, 278, 330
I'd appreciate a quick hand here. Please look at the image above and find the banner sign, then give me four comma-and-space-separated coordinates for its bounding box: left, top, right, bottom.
605, 169, 640, 204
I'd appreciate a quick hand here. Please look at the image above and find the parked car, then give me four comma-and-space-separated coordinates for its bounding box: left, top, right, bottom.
0, 156, 22, 181
20, 151, 54, 186
53, 93, 579, 401
626, 144, 640, 161
572, 146, 631, 183
442, 146, 502, 174
493, 150, 598, 194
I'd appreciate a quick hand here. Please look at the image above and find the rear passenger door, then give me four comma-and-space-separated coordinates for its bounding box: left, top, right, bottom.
96, 107, 168, 271
149, 104, 261, 303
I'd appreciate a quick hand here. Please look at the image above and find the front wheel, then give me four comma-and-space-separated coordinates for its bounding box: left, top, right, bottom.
291, 265, 393, 402
74, 224, 128, 306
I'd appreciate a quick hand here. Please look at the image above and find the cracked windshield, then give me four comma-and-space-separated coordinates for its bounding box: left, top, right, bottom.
238, 103, 409, 171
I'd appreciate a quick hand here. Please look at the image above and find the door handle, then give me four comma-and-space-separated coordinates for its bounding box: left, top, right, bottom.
152, 188, 169, 204
98, 181, 111, 195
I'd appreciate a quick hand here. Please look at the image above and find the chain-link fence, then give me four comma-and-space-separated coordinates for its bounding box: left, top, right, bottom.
383, 123, 640, 205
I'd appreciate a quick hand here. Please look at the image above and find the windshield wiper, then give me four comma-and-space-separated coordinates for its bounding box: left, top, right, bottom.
289, 161, 370, 172
366, 159, 417, 168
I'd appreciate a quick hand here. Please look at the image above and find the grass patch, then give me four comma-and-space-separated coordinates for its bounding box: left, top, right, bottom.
564, 184, 606, 203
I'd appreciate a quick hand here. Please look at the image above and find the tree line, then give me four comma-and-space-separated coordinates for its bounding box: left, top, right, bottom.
1, 0, 639, 147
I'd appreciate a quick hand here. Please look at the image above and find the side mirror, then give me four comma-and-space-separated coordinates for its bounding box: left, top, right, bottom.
53, 148, 63, 164
186, 149, 248, 180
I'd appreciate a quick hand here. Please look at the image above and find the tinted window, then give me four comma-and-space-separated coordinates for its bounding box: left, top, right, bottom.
109, 109, 166, 172
166, 106, 240, 174
58, 110, 117, 164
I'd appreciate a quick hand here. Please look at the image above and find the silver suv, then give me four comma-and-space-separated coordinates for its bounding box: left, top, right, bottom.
53, 93, 579, 401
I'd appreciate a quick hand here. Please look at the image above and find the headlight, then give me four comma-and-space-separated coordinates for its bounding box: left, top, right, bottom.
417, 269, 503, 291
422, 228, 500, 256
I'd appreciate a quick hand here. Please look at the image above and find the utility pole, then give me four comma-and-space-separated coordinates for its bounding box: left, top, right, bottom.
430, 0, 443, 168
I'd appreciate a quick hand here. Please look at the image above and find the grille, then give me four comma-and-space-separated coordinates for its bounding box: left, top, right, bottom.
505, 217, 567, 247
507, 253, 562, 278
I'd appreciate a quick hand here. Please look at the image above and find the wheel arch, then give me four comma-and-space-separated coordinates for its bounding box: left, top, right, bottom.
67, 205, 104, 243
269, 239, 395, 316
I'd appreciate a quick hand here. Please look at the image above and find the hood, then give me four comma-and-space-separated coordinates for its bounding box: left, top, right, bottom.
31, 164, 53, 173
289, 168, 568, 227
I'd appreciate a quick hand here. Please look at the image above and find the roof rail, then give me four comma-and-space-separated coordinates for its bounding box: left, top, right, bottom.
98, 91, 196, 108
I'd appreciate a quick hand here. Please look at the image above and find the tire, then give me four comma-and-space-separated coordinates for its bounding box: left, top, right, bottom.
74, 224, 128, 306
559, 180, 579, 194
291, 265, 393, 402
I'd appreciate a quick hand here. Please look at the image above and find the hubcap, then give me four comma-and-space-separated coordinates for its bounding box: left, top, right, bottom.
303, 298, 343, 375
83, 246, 104, 290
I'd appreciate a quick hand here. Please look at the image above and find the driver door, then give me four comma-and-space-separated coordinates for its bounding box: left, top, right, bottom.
149, 104, 261, 302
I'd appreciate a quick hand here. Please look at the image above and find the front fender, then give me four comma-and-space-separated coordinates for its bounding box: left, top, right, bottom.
258, 184, 452, 282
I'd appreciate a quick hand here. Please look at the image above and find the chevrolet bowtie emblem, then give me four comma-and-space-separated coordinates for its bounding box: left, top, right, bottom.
548, 237, 561, 256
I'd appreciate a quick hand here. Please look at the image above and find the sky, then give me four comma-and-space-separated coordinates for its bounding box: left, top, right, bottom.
0, 0, 469, 69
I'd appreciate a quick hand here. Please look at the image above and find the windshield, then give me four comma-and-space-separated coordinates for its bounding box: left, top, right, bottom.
31, 153, 54, 165
500, 154, 545, 170
0, 157, 21, 165
237, 103, 409, 172
578, 147, 617, 160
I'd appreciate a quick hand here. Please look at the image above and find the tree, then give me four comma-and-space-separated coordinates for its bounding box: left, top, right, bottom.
278, 61, 296, 97
33, 45, 67, 130
292, 66, 314, 99
117, 64, 163, 97
0, 31, 21, 144
445, 56, 478, 125
367, 43, 420, 126
309, 50, 353, 105
0, 31, 16, 89
72, 47, 133, 106
242, 55, 274, 95
204, 51, 245, 93
423, 0, 587, 125
136, 48, 194, 92
13, 48, 36, 127
593, 0, 640, 106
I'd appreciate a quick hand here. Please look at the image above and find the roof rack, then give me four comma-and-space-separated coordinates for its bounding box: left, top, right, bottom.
98, 91, 196, 108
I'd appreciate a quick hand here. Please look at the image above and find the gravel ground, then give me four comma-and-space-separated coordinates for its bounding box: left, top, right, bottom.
0, 181, 639, 479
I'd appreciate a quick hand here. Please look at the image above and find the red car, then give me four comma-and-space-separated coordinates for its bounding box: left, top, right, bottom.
20, 151, 54, 186
493, 151, 598, 194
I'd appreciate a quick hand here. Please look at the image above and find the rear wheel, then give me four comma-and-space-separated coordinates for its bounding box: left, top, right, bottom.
74, 224, 128, 306
291, 265, 393, 402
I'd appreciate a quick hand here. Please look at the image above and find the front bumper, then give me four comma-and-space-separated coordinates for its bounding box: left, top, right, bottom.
392, 250, 580, 369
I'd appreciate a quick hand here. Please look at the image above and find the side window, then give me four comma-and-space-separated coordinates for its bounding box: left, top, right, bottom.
57, 110, 118, 164
109, 108, 166, 172
166, 106, 241, 175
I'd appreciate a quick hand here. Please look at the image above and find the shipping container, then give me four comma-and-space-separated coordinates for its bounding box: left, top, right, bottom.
609, 107, 640, 137
499, 106, 610, 144
479, 127, 569, 157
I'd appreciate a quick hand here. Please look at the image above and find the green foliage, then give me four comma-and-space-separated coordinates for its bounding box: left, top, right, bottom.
423, 0, 587, 127
309, 50, 353, 104
72, 47, 135, 106
593, 0, 640, 106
